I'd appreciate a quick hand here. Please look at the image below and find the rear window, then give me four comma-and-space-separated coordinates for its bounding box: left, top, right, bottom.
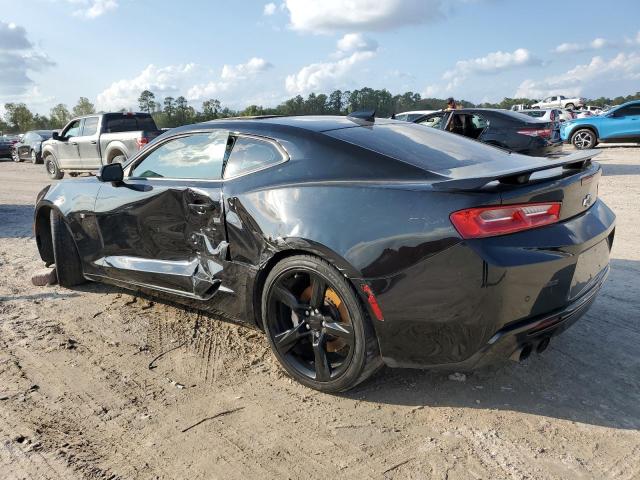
105, 115, 157, 133
325, 123, 498, 172
523, 111, 545, 118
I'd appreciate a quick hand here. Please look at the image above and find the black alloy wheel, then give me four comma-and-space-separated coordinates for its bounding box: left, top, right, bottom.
262, 255, 381, 392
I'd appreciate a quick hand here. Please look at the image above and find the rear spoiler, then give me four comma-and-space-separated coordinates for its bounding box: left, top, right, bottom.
431, 150, 599, 191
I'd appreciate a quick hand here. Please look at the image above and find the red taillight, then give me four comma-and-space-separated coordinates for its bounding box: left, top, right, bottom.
136, 137, 149, 150
450, 202, 562, 239
362, 285, 384, 321
517, 127, 552, 138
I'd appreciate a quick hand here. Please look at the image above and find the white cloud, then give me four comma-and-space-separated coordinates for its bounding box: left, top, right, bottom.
515, 52, 640, 99
424, 48, 539, 97
443, 48, 540, 79
0, 21, 55, 96
285, 34, 378, 95
554, 36, 614, 54
554, 42, 583, 54
336, 33, 378, 55
220, 57, 273, 81
96, 58, 274, 110
283, 0, 448, 33
624, 30, 640, 46
263, 2, 277, 15
69, 0, 118, 19
96, 64, 200, 110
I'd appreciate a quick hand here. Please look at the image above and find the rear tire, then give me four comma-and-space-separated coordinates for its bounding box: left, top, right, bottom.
262, 254, 382, 392
50, 210, 85, 287
571, 128, 597, 149
565, 103, 575, 110
44, 155, 63, 179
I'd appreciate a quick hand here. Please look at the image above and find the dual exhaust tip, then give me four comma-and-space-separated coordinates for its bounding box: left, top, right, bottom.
511, 337, 550, 362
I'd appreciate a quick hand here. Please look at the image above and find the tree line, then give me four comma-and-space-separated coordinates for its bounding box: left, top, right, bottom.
3, 89, 640, 134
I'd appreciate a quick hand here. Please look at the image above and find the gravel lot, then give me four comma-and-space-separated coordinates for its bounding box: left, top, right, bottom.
1, 146, 639, 479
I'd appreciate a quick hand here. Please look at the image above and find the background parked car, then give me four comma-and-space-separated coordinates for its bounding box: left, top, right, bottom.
12, 130, 53, 164
42, 112, 161, 179
393, 110, 437, 121
0, 135, 20, 159
531, 95, 585, 110
561, 100, 640, 149
412, 108, 562, 156
575, 110, 594, 119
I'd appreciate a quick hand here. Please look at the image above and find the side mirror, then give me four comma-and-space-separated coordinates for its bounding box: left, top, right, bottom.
98, 163, 124, 183
52, 132, 62, 141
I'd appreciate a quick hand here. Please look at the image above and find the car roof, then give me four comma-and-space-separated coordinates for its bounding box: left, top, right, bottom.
196, 115, 398, 133
396, 110, 438, 115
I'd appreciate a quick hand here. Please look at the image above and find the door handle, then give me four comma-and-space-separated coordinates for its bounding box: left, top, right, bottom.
90, 140, 97, 144
188, 203, 215, 215
71, 142, 78, 146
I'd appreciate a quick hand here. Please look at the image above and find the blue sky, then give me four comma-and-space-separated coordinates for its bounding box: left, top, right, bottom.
1, 0, 639, 114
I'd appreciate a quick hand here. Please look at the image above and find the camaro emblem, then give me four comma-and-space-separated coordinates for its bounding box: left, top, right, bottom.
582, 193, 593, 207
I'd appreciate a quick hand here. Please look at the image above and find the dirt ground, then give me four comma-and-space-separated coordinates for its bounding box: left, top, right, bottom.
0, 146, 639, 480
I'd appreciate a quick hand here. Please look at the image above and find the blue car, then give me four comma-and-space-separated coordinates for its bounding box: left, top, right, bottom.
561, 100, 640, 149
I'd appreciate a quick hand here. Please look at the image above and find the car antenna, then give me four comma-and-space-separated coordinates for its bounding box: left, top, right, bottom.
347, 110, 376, 122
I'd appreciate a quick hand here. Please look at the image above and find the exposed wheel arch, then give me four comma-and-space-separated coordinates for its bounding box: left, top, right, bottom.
35, 205, 55, 265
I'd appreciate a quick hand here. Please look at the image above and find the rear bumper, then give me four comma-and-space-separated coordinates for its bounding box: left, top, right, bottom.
368, 199, 616, 369
450, 264, 609, 370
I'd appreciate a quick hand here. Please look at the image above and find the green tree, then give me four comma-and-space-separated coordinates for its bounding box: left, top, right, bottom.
163, 96, 176, 119
201, 99, 221, 120
138, 90, 156, 113
49, 103, 71, 128
72, 97, 95, 117
4, 103, 34, 132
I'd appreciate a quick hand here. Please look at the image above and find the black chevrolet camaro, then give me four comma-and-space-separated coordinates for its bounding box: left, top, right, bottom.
33, 115, 615, 392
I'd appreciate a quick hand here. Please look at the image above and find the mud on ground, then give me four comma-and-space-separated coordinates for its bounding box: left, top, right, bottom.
1, 146, 639, 479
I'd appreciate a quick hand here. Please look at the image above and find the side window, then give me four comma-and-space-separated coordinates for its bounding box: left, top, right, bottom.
63, 120, 81, 138
223, 136, 285, 178
614, 105, 640, 117
471, 114, 488, 129
394, 114, 408, 121
418, 113, 446, 129
131, 131, 228, 180
82, 117, 99, 136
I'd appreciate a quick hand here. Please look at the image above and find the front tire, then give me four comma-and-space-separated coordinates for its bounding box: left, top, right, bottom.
44, 155, 63, 179
31, 149, 41, 164
565, 103, 575, 110
50, 210, 85, 288
12, 150, 21, 162
571, 128, 597, 149
262, 255, 382, 392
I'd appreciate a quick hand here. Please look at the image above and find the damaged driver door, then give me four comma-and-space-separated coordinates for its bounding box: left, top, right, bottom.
94, 130, 230, 299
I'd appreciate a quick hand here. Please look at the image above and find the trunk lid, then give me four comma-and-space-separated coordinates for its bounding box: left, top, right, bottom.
432, 150, 601, 221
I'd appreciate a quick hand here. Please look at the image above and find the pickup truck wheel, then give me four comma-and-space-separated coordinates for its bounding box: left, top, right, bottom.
44, 155, 64, 179
565, 103, 575, 110
571, 129, 597, 149
108, 152, 125, 164
50, 210, 85, 287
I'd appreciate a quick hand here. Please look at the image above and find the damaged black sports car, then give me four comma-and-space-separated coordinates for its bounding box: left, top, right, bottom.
33, 114, 615, 392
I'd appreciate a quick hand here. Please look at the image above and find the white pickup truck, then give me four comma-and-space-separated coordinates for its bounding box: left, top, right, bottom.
42, 112, 161, 179
531, 95, 585, 110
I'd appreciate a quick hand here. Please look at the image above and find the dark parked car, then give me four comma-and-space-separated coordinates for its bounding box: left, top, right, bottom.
12, 130, 53, 163
0, 135, 20, 159
410, 108, 562, 156
33, 115, 615, 392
